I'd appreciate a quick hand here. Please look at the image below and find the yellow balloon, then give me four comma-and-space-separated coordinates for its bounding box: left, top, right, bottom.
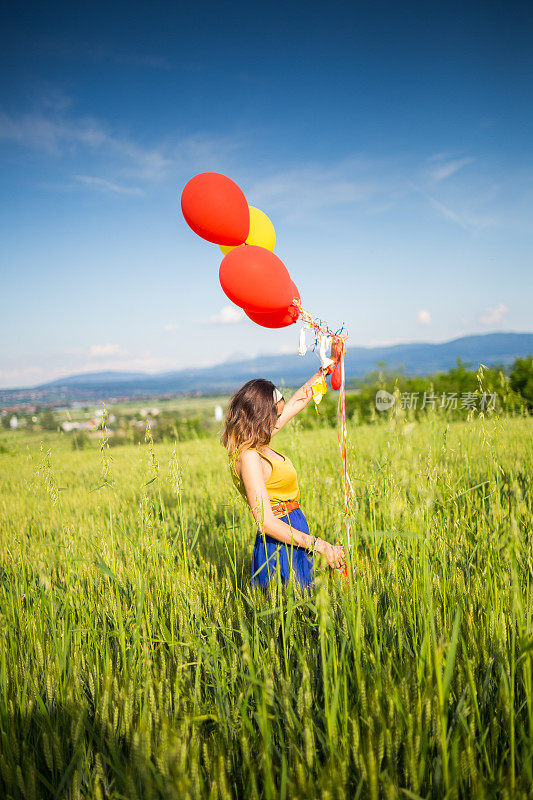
219, 206, 276, 256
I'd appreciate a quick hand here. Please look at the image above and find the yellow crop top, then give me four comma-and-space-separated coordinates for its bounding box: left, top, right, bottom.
230, 447, 300, 505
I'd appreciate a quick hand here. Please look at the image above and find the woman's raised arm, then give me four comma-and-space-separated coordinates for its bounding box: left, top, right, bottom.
270, 368, 325, 435
271, 337, 343, 435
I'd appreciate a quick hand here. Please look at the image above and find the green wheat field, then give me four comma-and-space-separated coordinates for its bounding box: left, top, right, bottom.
0, 407, 532, 799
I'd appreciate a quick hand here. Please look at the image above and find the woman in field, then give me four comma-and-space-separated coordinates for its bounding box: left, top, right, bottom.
221, 340, 346, 592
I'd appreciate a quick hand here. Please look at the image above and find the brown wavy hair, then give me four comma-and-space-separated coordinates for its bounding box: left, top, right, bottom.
221, 379, 279, 474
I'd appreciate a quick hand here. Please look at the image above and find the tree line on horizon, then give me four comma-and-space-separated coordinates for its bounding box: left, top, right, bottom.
2, 356, 531, 447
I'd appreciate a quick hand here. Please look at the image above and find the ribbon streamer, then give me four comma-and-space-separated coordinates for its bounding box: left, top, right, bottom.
338, 351, 350, 546
292, 299, 351, 548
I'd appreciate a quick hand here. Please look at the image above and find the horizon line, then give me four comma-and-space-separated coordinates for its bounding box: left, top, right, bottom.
1, 329, 532, 392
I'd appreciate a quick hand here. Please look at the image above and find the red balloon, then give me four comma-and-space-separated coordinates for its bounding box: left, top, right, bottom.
245, 306, 299, 329
244, 281, 301, 328
330, 362, 342, 390
181, 172, 250, 246
219, 246, 293, 313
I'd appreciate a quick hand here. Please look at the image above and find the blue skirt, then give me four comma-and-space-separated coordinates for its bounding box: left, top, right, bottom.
251, 507, 315, 593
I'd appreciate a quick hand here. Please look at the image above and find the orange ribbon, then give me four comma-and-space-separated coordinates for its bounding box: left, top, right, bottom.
292, 299, 351, 548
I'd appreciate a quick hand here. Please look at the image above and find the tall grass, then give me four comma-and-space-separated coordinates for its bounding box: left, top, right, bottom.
0, 412, 531, 798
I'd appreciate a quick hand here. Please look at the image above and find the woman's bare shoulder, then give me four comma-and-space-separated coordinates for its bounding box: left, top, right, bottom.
238, 448, 261, 464
234, 448, 260, 477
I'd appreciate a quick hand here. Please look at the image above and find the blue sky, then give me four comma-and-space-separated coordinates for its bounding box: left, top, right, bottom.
1, 0, 531, 388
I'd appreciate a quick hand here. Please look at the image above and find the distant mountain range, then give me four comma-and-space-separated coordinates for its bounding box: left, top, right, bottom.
2, 332, 532, 406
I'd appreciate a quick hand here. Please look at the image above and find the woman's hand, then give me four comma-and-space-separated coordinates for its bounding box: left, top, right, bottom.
314, 538, 345, 569
331, 336, 344, 362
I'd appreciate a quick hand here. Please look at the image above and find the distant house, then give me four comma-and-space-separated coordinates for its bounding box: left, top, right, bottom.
90, 428, 114, 439
140, 408, 161, 418
92, 410, 116, 423
61, 421, 93, 432
61, 421, 76, 433
9, 416, 18, 430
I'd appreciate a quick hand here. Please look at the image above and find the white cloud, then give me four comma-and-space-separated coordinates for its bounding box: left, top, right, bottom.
0, 100, 243, 187
0, 106, 173, 181
0, 366, 46, 385
89, 343, 123, 357
74, 175, 143, 195
417, 309, 432, 326
424, 195, 501, 232
163, 323, 180, 332
410, 157, 501, 232
478, 303, 509, 326
428, 197, 471, 230
427, 156, 473, 183
248, 159, 385, 223
204, 306, 245, 325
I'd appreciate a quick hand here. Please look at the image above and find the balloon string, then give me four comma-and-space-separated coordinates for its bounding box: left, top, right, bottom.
292, 298, 347, 349
292, 298, 351, 548
338, 352, 351, 548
